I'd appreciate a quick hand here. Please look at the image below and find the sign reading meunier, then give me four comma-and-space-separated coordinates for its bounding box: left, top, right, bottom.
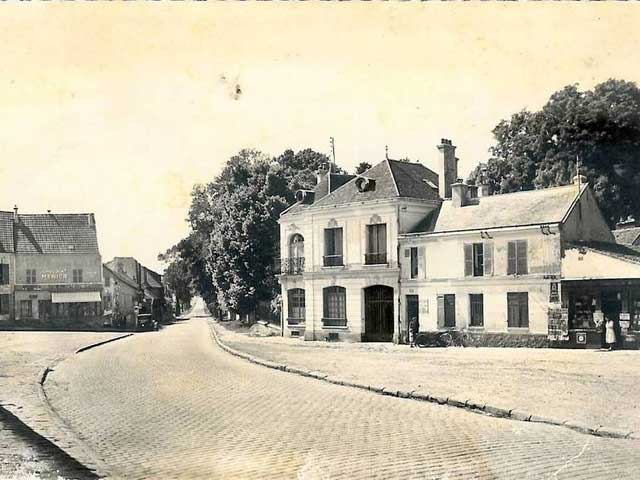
41, 271, 68, 281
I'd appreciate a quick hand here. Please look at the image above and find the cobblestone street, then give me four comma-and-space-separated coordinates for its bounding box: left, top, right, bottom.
45, 315, 640, 479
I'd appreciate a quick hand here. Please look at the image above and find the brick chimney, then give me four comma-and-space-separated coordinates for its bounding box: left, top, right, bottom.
451, 181, 469, 207
437, 139, 458, 199
13, 205, 18, 224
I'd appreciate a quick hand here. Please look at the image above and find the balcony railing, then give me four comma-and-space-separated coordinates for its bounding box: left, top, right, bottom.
281, 257, 305, 275
364, 252, 387, 265
322, 318, 347, 327
323, 255, 344, 267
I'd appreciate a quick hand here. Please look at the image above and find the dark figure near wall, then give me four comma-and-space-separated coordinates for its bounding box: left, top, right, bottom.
409, 317, 419, 348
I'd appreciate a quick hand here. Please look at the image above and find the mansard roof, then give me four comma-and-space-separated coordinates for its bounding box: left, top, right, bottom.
0, 210, 100, 254
412, 184, 585, 234
281, 159, 439, 216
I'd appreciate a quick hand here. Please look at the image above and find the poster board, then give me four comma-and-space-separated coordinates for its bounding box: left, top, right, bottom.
548, 306, 569, 341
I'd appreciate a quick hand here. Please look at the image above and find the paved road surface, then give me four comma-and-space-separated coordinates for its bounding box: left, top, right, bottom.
45, 304, 640, 479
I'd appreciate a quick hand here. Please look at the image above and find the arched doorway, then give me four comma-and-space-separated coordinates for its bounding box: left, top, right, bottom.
364, 285, 394, 342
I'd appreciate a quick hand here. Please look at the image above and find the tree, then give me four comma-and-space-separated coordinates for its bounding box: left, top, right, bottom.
166, 147, 340, 323
158, 244, 194, 315
355, 162, 372, 175
468, 79, 640, 224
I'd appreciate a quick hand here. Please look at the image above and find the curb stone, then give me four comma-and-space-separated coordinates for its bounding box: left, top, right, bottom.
209, 319, 636, 441
75, 333, 134, 354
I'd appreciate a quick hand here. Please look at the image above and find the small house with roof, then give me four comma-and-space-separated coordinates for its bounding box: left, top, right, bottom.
0, 207, 103, 324
279, 138, 640, 348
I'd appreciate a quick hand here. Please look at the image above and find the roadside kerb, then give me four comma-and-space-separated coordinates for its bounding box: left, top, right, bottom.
34, 333, 136, 479
209, 319, 638, 441
75, 333, 134, 354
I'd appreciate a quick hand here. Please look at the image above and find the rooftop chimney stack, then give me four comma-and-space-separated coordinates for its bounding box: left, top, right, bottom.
437, 138, 458, 199
13, 205, 18, 224
451, 180, 469, 208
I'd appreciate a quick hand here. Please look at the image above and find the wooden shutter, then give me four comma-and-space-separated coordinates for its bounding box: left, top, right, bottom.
517, 240, 528, 275
335, 228, 343, 256
324, 229, 332, 256
464, 244, 473, 277
507, 241, 516, 275
404, 248, 411, 257
0, 264, 8, 285
418, 246, 425, 278
484, 242, 493, 276
520, 292, 529, 327
437, 295, 445, 328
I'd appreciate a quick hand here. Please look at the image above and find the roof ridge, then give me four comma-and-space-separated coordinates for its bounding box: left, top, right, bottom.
385, 159, 401, 196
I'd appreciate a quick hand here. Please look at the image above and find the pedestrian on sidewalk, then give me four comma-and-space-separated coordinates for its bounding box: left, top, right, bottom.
409, 317, 419, 348
605, 316, 617, 351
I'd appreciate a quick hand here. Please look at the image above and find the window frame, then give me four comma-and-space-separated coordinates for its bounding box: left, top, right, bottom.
507, 292, 529, 328
287, 288, 306, 324
469, 293, 484, 327
410, 247, 419, 279
25, 269, 36, 284
323, 227, 344, 267
0, 264, 8, 285
0, 294, 10, 315
73, 269, 83, 283
365, 223, 387, 265
322, 286, 347, 326
20, 299, 32, 318
507, 240, 528, 276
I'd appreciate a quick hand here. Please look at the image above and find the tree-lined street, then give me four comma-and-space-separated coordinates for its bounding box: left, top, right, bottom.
37, 307, 640, 479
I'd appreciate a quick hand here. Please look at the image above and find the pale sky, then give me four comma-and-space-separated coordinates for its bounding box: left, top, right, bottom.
1, 3, 639, 272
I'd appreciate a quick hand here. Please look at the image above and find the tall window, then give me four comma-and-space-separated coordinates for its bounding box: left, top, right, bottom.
287, 289, 306, 324
0, 294, 9, 315
469, 294, 484, 327
507, 292, 529, 328
0, 264, 8, 285
324, 228, 343, 266
20, 300, 32, 318
25, 269, 36, 284
507, 240, 528, 275
465, 242, 493, 277
73, 269, 83, 283
410, 247, 419, 279
105, 275, 111, 287
323, 286, 347, 326
365, 224, 387, 265
437, 294, 456, 328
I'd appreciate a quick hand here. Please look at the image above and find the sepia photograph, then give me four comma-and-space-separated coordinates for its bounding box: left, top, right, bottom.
1, 2, 640, 479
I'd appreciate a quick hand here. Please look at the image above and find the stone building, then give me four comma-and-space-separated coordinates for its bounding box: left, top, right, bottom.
278, 139, 640, 348
0, 207, 103, 324
103, 263, 141, 325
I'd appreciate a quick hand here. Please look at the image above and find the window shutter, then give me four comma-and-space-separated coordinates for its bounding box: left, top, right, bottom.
521, 293, 529, 327
324, 229, 332, 256
379, 225, 387, 255
484, 242, 493, 276
418, 247, 425, 278
404, 248, 411, 258
507, 241, 516, 275
464, 244, 473, 277
517, 240, 528, 275
1, 264, 8, 284
335, 228, 343, 256
437, 295, 445, 328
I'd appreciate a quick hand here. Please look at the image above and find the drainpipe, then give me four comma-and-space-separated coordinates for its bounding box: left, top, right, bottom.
396, 203, 402, 345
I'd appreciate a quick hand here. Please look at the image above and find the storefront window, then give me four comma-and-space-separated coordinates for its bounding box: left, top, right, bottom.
631, 291, 640, 332
570, 293, 596, 329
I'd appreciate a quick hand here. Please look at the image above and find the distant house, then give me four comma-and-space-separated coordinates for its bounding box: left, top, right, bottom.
278, 138, 640, 349
103, 264, 141, 326
613, 225, 640, 247
0, 207, 103, 324
104, 257, 165, 321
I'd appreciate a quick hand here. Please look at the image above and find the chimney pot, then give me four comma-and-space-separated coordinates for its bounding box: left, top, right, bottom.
13, 205, 18, 223
437, 138, 458, 199
451, 181, 469, 208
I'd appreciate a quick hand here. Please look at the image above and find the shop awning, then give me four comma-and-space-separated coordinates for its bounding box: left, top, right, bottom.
51, 291, 101, 304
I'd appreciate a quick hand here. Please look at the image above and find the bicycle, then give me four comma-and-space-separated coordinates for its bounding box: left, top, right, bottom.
414, 329, 474, 348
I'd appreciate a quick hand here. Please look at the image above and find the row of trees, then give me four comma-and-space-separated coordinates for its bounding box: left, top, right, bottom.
160, 78, 640, 319
159, 148, 344, 319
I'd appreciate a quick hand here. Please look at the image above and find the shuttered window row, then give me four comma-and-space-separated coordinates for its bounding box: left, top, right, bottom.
435, 292, 529, 329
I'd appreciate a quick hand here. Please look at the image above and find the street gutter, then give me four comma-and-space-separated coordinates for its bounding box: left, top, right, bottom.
208, 319, 638, 441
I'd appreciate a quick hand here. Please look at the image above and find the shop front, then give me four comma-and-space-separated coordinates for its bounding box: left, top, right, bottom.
560, 279, 640, 349
14, 286, 102, 324
558, 242, 640, 349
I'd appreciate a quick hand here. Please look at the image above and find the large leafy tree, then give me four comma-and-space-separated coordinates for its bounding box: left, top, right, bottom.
162, 147, 335, 320
469, 79, 640, 225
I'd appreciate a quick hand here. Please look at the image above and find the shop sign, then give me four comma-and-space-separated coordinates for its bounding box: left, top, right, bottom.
620, 312, 631, 321
549, 282, 560, 303
548, 306, 569, 341
41, 271, 68, 282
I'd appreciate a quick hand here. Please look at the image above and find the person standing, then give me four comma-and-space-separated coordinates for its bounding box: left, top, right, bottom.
605, 316, 617, 351
409, 316, 419, 348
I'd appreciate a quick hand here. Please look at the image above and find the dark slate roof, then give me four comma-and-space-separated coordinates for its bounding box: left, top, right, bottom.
412, 184, 584, 234
310, 159, 439, 209
144, 268, 163, 289
282, 172, 356, 216
0, 212, 14, 253
613, 227, 640, 246
103, 264, 140, 290
0, 211, 100, 254
568, 241, 640, 266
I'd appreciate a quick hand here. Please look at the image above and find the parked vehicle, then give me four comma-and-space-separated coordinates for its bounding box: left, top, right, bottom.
415, 330, 476, 348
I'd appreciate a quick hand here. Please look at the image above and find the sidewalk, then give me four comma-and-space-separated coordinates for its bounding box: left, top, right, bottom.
213, 320, 640, 437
